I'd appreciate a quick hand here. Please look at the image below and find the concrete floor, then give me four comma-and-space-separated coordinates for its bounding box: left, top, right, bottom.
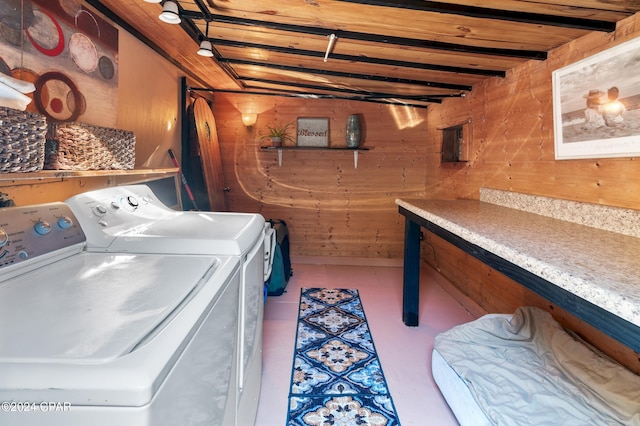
255, 258, 476, 426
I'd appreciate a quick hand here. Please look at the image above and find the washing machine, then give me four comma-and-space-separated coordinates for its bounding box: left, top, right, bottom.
65, 184, 267, 426
0, 202, 242, 425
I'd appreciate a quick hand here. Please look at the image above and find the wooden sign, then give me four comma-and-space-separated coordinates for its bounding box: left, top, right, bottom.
296, 117, 329, 147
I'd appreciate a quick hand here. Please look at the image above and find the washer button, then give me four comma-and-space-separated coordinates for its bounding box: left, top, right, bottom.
93, 205, 108, 216
57, 216, 73, 229
127, 196, 139, 208
34, 221, 51, 235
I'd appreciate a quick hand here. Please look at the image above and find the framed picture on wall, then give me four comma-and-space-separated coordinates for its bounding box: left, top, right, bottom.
0, 2, 119, 126
552, 36, 640, 160
296, 117, 329, 147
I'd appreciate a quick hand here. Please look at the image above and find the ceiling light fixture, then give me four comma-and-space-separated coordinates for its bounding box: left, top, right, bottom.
324, 34, 337, 62
197, 21, 214, 57
159, 1, 181, 24
198, 40, 214, 57
143, 0, 162, 3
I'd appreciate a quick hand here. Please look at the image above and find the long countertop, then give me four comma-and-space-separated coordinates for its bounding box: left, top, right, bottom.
396, 197, 640, 328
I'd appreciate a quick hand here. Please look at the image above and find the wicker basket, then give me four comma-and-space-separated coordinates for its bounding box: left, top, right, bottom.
45, 122, 136, 170
0, 107, 47, 173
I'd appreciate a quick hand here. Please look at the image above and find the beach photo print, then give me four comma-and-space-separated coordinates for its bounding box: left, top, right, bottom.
552, 36, 640, 160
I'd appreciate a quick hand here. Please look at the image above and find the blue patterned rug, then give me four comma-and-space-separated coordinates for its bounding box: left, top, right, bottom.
287, 288, 401, 425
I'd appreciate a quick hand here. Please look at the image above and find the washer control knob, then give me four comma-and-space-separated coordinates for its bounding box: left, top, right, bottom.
0, 229, 7, 247
57, 216, 73, 229
93, 205, 108, 216
34, 221, 51, 235
127, 196, 139, 209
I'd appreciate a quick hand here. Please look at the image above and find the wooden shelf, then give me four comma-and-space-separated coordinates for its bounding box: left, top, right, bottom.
260, 146, 370, 168
0, 167, 179, 182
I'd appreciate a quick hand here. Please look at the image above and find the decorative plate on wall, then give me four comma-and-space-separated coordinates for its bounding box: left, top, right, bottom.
34, 71, 83, 122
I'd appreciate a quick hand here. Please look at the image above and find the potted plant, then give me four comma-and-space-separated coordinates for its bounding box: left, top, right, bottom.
260, 123, 295, 147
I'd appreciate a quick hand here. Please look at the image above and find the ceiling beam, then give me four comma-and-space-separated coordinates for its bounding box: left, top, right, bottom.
190, 87, 436, 108
334, 0, 617, 31
193, 0, 212, 20
243, 84, 449, 105
224, 58, 473, 91
210, 38, 505, 78
182, 12, 547, 60
238, 76, 450, 103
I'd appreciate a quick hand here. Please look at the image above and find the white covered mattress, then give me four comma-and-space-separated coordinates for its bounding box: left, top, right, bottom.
433, 307, 640, 425
432, 346, 493, 426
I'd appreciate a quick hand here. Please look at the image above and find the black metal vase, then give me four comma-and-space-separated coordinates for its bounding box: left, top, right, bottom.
345, 114, 361, 148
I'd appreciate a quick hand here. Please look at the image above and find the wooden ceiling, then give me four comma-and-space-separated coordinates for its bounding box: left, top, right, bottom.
89, 0, 640, 107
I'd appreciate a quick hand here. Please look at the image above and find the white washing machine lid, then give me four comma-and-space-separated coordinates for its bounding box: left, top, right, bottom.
0, 252, 215, 361
0, 252, 241, 407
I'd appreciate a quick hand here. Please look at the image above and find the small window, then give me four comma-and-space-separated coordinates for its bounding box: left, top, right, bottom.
441, 121, 470, 163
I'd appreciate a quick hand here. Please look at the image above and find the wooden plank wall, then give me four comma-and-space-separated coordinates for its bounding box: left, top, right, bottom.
211, 12, 639, 260
425, 16, 640, 207
210, 95, 428, 258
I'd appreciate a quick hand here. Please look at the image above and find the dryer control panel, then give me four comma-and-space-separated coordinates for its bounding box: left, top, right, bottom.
0, 202, 86, 270
65, 185, 264, 256
65, 185, 173, 248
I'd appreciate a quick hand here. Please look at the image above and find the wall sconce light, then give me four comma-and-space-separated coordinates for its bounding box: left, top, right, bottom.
159, 1, 181, 24
197, 21, 214, 57
241, 113, 257, 127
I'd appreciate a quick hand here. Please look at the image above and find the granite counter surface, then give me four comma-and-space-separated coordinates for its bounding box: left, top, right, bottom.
396, 198, 640, 328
